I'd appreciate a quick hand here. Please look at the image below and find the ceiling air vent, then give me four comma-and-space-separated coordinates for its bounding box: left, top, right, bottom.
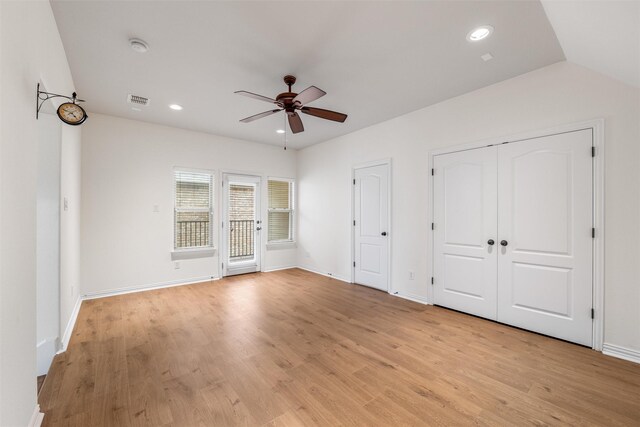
127, 94, 150, 106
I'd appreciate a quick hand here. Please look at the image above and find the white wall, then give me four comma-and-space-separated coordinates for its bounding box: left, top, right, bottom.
81, 114, 297, 297
60, 123, 82, 346
37, 113, 61, 376
0, 1, 79, 424
297, 61, 640, 353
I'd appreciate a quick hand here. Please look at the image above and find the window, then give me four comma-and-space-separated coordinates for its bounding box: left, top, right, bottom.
174, 170, 213, 249
268, 179, 294, 243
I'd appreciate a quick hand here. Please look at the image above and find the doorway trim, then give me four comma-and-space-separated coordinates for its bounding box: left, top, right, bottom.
350, 158, 392, 293
426, 119, 604, 351
220, 172, 263, 277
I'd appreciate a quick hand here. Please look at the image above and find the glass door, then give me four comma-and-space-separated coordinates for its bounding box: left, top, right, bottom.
222, 174, 261, 276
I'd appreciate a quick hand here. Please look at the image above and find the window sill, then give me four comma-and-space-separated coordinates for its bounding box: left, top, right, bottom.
266, 241, 297, 251
171, 247, 216, 260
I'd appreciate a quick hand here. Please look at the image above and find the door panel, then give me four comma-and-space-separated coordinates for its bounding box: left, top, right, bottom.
433, 146, 498, 319
497, 129, 593, 346
223, 174, 261, 277
354, 163, 389, 290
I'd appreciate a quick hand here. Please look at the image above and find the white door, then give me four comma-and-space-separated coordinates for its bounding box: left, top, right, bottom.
222, 174, 261, 276
497, 129, 593, 346
354, 163, 389, 291
433, 146, 498, 320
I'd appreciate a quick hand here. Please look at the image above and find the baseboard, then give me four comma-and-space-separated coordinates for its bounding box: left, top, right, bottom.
602, 343, 640, 364
262, 266, 297, 273
59, 296, 82, 353
28, 404, 44, 427
296, 266, 351, 284
82, 275, 219, 300
392, 291, 431, 305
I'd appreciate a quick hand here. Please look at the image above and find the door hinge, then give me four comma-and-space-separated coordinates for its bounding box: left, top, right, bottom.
353, 178, 356, 185
591, 308, 595, 319
431, 277, 434, 285
222, 262, 224, 269
353, 261, 356, 267
592, 146, 596, 157
353, 220, 356, 226
431, 168, 434, 176
431, 223, 434, 230
592, 227, 595, 238
221, 221, 224, 228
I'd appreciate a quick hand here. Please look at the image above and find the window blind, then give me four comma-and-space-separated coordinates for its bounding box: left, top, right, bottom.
174, 171, 213, 249
268, 179, 293, 242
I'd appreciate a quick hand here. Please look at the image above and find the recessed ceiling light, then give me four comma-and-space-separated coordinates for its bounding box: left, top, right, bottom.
467, 25, 494, 42
169, 104, 183, 111
276, 129, 285, 134
129, 38, 149, 53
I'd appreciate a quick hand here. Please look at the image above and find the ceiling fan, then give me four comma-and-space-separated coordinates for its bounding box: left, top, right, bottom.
235, 75, 347, 134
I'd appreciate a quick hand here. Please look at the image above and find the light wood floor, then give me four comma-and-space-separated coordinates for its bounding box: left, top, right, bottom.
39, 269, 640, 426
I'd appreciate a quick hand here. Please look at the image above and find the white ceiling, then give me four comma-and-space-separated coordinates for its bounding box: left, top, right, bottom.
51, 1, 564, 149
541, 0, 640, 89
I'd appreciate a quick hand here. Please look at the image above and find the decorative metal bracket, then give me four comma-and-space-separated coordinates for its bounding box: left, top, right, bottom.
36, 83, 85, 119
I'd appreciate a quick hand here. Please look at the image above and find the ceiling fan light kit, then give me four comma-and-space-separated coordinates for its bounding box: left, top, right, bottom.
235, 75, 348, 137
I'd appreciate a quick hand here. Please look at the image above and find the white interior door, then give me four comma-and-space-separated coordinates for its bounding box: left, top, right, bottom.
433, 146, 498, 320
354, 163, 389, 291
222, 174, 261, 277
497, 129, 593, 346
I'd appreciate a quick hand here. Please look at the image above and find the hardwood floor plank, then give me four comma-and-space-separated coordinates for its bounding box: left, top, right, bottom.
39, 269, 640, 426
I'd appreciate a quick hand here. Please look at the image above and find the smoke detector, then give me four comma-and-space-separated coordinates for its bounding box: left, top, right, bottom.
129, 38, 149, 53
127, 94, 150, 107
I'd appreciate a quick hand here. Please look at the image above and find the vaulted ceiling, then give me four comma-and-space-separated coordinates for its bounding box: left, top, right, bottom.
541, 0, 640, 89
51, 1, 569, 148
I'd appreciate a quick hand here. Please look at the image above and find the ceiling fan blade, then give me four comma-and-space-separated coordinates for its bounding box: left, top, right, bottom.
235, 90, 277, 104
300, 107, 348, 123
292, 86, 326, 106
288, 112, 304, 134
239, 109, 282, 123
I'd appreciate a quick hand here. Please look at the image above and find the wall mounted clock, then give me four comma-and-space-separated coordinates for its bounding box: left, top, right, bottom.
57, 101, 87, 126
36, 83, 88, 125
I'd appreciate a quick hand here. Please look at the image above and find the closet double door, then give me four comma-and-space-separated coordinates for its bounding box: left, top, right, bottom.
433, 129, 593, 346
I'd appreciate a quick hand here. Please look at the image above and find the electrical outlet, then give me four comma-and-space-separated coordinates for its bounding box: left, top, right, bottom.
153, 205, 159, 212
305, 251, 311, 258
174, 262, 180, 270
409, 271, 415, 280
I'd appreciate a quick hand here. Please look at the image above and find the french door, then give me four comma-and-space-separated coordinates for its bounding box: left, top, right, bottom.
433, 146, 498, 320
433, 129, 594, 346
222, 174, 261, 276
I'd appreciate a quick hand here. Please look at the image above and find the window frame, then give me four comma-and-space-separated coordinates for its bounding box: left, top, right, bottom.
267, 177, 295, 245
172, 167, 215, 256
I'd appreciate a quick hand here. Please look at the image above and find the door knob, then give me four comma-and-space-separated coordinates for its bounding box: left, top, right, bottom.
256, 227, 262, 231
487, 239, 495, 246
381, 232, 387, 236
500, 240, 508, 246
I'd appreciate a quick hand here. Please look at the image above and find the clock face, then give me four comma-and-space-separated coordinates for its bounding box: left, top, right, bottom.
57, 102, 87, 125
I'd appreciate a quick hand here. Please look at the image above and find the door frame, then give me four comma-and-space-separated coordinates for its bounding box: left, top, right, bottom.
427, 119, 604, 351
220, 171, 263, 277
350, 158, 392, 293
